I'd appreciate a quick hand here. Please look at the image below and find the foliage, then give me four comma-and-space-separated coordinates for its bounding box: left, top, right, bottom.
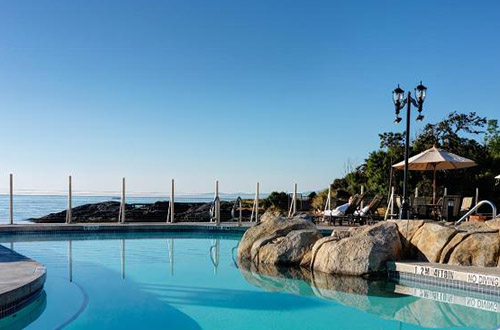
311, 111, 500, 208
261, 191, 289, 212
486, 119, 500, 159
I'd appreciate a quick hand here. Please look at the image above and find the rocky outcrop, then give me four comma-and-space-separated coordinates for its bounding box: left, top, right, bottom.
31, 201, 248, 223
311, 222, 402, 276
238, 212, 321, 265
388, 219, 500, 267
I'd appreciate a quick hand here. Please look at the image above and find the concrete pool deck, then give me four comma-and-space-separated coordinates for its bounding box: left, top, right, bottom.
0, 245, 46, 319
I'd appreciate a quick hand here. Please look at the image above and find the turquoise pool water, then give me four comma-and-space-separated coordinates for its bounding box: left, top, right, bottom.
0, 232, 498, 330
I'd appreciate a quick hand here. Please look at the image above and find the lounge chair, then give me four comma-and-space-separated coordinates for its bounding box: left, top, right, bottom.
328, 194, 365, 226
353, 194, 384, 225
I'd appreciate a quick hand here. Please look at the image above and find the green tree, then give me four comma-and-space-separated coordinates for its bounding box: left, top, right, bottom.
486, 119, 500, 159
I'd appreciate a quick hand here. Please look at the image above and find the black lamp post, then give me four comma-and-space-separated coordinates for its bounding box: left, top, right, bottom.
392, 81, 427, 219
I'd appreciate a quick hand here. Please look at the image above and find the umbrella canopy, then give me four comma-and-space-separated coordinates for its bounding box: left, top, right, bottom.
393, 146, 477, 203
392, 146, 477, 171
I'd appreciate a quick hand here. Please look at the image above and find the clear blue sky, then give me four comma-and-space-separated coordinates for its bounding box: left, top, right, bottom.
0, 0, 499, 195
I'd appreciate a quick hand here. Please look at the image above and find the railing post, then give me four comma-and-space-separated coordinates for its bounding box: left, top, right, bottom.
9, 174, 13, 225
294, 183, 297, 215
238, 198, 242, 227
288, 183, 297, 217
215, 180, 220, 226
66, 175, 72, 224
256, 182, 260, 223
360, 185, 365, 208
390, 186, 395, 219
170, 179, 175, 223
119, 177, 126, 223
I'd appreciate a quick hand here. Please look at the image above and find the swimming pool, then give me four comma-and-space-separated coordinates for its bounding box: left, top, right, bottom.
0, 232, 497, 330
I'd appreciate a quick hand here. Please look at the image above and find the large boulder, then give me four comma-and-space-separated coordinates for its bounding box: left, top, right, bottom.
237, 213, 321, 265
447, 233, 500, 267
255, 229, 323, 265
409, 223, 457, 262
311, 222, 402, 276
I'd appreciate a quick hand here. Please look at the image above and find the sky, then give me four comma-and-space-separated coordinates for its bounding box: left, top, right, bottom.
0, 0, 499, 195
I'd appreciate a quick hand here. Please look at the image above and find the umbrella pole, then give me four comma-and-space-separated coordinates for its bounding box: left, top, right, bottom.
433, 166, 437, 204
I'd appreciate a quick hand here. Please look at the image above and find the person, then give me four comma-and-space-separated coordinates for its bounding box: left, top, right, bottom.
324, 196, 353, 216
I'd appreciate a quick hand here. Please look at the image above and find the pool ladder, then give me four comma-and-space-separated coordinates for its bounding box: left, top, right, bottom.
455, 200, 497, 225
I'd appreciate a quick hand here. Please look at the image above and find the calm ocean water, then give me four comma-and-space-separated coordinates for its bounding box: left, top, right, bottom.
0, 193, 260, 223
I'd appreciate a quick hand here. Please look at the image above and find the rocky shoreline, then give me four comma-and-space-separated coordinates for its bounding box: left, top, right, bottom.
30, 201, 252, 223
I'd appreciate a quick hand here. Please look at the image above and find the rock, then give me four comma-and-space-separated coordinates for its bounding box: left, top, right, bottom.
438, 233, 469, 264
410, 223, 457, 262
485, 218, 500, 230
255, 229, 323, 265
311, 222, 402, 276
330, 229, 351, 240
456, 221, 498, 234
389, 220, 426, 258
447, 233, 500, 267
260, 210, 283, 223
237, 214, 319, 261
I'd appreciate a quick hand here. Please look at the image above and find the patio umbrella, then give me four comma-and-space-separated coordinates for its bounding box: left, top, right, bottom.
392, 146, 477, 203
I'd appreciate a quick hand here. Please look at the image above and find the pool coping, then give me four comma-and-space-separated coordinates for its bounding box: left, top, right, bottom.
0, 222, 335, 236
0, 245, 46, 319
388, 261, 500, 295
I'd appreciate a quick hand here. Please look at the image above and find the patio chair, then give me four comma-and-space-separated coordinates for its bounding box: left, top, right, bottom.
412, 196, 428, 219
441, 195, 462, 221
434, 197, 444, 221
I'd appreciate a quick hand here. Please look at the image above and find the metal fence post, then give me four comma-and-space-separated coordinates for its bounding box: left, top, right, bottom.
66, 175, 72, 224
256, 182, 260, 223
9, 174, 13, 225
215, 180, 220, 226
118, 177, 126, 223
170, 179, 175, 223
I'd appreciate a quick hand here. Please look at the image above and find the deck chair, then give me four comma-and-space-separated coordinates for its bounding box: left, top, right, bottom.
412, 196, 428, 219
353, 194, 384, 225
458, 197, 474, 219
328, 193, 365, 226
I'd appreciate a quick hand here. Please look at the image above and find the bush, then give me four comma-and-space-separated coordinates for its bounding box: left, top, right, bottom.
261, 191, 289, 212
